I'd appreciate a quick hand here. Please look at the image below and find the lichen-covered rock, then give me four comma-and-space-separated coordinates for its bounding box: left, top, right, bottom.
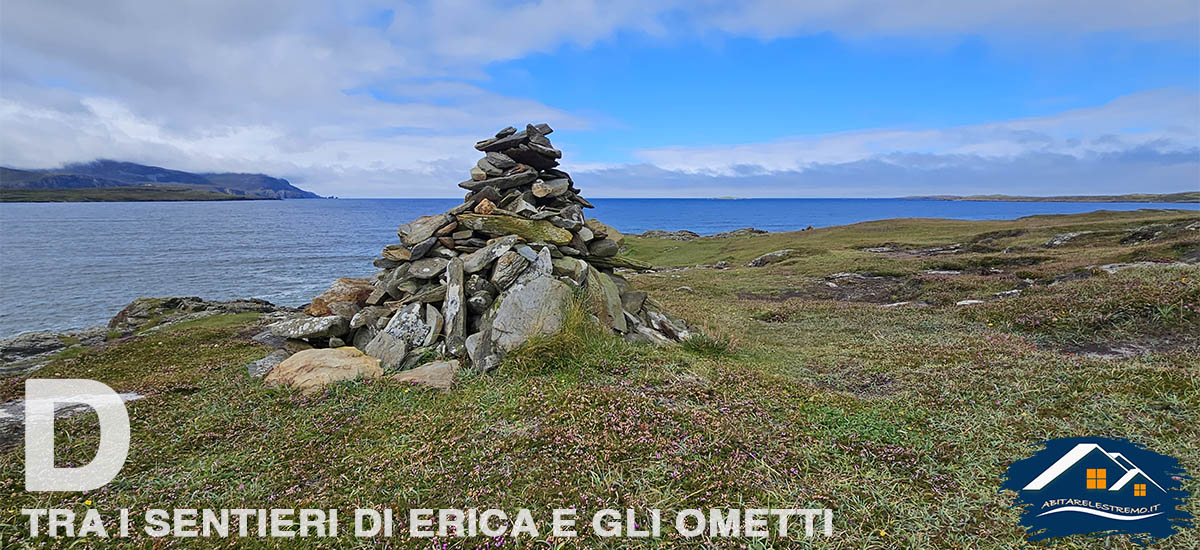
456, 214, 573, 245
381, 302, 433, 349
269, 315, 349, 339
443, 258, 466, 356
264, 347, 381, 395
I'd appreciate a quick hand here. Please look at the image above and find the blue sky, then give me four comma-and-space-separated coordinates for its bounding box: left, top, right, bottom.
1, 1, 1197, 197
482, 32, 1199, 165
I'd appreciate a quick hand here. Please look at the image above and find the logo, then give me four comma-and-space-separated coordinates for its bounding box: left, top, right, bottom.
1001, 437, 1192, 545
24, 379, 131, 491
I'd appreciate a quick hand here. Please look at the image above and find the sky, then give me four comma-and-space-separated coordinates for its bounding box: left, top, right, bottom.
1, 1, 1198, 198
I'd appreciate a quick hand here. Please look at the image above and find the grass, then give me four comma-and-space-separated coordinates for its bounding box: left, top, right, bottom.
1, 208, 1198, 548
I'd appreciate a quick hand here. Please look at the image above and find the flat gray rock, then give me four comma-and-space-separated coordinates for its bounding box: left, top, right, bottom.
382, 302, 433, 349
490, 274, 572, 353
363, 330, 408, 371
247, 349, 289, 378
268, 316, 349, 339
410, 257, 449, 279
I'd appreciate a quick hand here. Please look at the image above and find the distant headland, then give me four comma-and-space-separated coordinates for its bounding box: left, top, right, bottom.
903, 192, 1199, 203
0, 160, 321, 202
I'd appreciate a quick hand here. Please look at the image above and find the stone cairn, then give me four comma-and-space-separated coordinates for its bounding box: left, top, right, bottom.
260, 124, 689, 386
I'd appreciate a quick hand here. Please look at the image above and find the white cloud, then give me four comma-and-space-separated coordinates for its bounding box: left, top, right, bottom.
0, 1, 1197, 197
630, 89, 1200, 176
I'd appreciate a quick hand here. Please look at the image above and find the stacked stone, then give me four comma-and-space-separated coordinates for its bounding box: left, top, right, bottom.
266, 123, 689, 375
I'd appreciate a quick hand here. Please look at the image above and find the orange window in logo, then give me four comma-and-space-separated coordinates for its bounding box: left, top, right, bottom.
1134, 484, 1146, 496
1086, 468, 1107, 489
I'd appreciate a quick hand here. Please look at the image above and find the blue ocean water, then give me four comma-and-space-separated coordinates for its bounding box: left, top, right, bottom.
1, 198, 1196, 335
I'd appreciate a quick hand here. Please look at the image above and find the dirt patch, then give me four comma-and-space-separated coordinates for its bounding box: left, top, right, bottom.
1047, 336, 1198, 360
739, 273, 922, 304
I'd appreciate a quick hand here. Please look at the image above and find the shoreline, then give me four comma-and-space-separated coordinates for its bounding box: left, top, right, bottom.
4, 208, 1195, 336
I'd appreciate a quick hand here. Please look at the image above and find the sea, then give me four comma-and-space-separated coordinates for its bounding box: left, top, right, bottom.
2, 198, 1197, 336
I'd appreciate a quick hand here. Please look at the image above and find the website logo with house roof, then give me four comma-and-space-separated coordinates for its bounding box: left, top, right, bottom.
1001, 436, 1192, 545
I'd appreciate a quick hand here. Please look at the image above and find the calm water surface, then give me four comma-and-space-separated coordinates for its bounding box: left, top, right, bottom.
2, 198, 1196, 335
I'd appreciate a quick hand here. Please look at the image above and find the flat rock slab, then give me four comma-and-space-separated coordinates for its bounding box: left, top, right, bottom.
248, 349, 289, 378
490, 275, 572, 353
264, 347, 382, 395
269, 315, 349, 339
391, 360, 458, 390
456, 214, 572, 245
398, 214, 451, 247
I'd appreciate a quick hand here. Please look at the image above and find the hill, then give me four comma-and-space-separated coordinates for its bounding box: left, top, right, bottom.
904, 191, 1199, 203
0, 160, 320, 201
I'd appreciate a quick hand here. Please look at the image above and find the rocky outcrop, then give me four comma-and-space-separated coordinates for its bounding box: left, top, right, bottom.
251, 124, 689, 388
640, 227, 767, 241
108, 296, 290, 334
747, 249, 797, 267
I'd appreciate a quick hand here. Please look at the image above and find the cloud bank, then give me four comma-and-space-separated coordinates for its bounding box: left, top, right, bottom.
0, 1, 1196, 197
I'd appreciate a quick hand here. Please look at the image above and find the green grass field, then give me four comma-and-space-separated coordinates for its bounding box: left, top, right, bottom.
2, 208, 1198, 548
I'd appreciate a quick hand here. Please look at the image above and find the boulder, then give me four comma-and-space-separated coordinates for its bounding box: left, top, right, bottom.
532, 178, 569, 198
424, 303, 443, 347
350, 305, 390, 330
552, 257, 588, 283
363, 331, 407, 371
269, 316, 349, 339
489, 274, 572, 353
585, 219, 624, 245
456, 214, 572, 245
588, 239, 620, 257
747, 249, 796, 267
490, 251, 530, 289
351, 325, 379, 351
474, 198, 496, 215
264, 347, 382, 395
391, 360, 458, 391
585, 266, 627, 333
381, 302, 433, 349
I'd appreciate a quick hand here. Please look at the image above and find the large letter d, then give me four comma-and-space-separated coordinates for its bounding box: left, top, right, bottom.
25, 379, 130, 491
